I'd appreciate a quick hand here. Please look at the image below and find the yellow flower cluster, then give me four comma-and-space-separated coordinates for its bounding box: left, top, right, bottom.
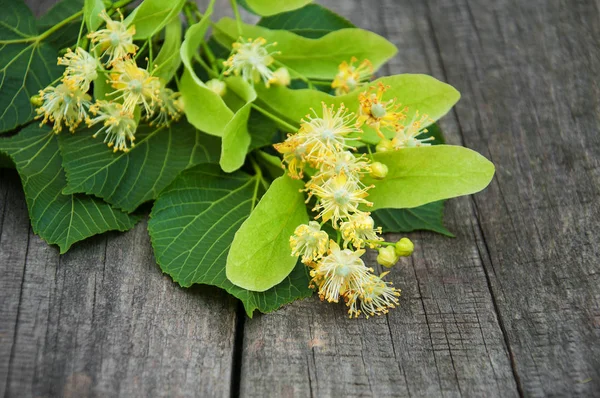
357, 82, 435, 148
36, 9, 183, 152
331, 57, 373, 96
275, 101, 401, 318
223, 37, 290, 88
274, 60, 436, 318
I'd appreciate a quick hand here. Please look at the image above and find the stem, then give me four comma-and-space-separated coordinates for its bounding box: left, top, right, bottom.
194, 54, 219, 79
38, 11, 84, 42
250, 158, 263, 209
366, 144, 375, 161
148, 38, 154, 71
251, 104, 298, 133
229, 0, 243, 37
202, 42, 219, 73
75, 15, 86, 48
366, 240, 394, 247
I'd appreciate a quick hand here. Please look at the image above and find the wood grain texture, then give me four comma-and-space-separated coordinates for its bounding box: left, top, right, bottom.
424, 0, 600, 396
0, 171, 237, 398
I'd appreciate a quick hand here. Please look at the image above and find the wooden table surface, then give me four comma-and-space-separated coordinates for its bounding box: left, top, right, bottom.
2, 0, 599, 397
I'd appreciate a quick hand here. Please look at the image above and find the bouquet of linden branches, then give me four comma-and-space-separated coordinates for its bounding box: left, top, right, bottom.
0, 0, 494, 318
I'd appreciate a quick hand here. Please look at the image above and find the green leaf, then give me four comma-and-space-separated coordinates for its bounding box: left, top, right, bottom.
37, 0, 83, 29
153, 15, 182, 81
126, 0, 186, 39
258, 3, 354, 38
0, 125, 139, 253
58, 122, 220, 213
148, 164, 313, 316
372, 201, 454, 237
255, 74, 461, 144
213, 18, 397, 80
37, 0, 85, 50
0, 152, 14, 168
220, 77, 256, 172
0, 0, 63, 133
248, 110, 278, 151
240, 0, 312, 17
364, 145, 495, 210
226, 175, 308, 291
83, 0, 105, 32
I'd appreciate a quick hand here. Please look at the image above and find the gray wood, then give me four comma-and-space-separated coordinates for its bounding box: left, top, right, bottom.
423, 0, 600, 396
0, 171, 238, 398
238, 1, 519, 397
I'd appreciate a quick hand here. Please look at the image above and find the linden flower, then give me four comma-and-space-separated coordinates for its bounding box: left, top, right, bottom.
87, 101, 137, 152
109, 58, 160, 115
88, 10, 138, 65
271, 67, 291, 86
340, 212, 382, 249
310, 241, 371, 302
331, 57, 373, 96
223, 37, 279, 87
347, 273, 400, 318
356, 83, 407, 138
317, 151, 371, 180
290, 221, 330, 264
299, 103, 360, 165
36, 82, 92, 133
58, 47, 98, 92
273, 134, 308, 179
150, 86, 183, 127
206, 79, 227, 97
391, 110, 435, 149
309, 173, 373, 226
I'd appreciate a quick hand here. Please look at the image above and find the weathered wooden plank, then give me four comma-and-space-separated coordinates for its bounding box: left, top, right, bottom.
0, 170, 238, 397
237, 1, 519, 397
425, 0, 600, 396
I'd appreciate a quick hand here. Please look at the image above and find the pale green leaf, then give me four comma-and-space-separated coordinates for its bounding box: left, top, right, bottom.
149, 164, 313, 316
0, 125, 139, 253
364, 145, 495, 210
242, 0, 312, 17
0, 0, 63, 133
83, 0, 104, 32
220, 77, 257, 172
372, 201, 454, 237
126, 0, 186, 39
254, 74, 461, 144
153, 16, 182, 81
213, 18, 397, 80
226, 175, 308, 291
58, 122, 220, 213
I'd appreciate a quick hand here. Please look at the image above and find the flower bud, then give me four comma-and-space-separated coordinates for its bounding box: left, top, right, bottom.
376, 138, 394, 153
206, 79, 227, 97
377, 246, 399, 268
369, 162, 388, 179
272, 67, 291, 86
30, 95, 42, 107
395, 237, 414, 257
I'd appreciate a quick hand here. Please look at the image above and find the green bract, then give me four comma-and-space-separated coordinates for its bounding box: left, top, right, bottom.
226, 175, 308, 291
0, 0, 495, 317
